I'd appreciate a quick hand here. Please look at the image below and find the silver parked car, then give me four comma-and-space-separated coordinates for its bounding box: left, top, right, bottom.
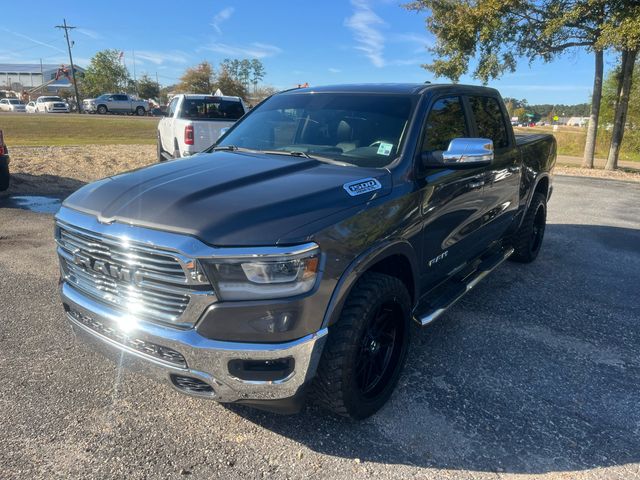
83, 93, 149, 115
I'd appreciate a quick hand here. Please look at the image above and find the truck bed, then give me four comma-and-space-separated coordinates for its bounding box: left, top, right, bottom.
515, 133, 556, 174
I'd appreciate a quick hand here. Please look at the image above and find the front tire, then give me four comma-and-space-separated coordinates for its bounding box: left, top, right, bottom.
509, 191, 547, 263
312, 272, 411, 419
97, 105, 108, 115
136, 106, 146, 116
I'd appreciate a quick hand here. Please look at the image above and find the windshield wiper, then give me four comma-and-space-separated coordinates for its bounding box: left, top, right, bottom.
260, 150, 314, 159
210, 145, 253, 153
212, 145, 239, 151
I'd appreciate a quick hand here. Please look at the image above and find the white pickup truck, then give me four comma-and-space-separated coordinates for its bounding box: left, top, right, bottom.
157, 94, 246, 160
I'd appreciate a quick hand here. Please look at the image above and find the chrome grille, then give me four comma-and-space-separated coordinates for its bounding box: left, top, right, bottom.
56, 222, 191, 324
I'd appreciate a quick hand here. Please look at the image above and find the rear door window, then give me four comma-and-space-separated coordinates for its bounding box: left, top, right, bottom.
179, 97, 244, 121
468, 96, 510, 148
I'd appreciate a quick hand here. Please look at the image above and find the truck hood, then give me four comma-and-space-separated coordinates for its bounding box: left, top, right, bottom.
63, 151, 392, 245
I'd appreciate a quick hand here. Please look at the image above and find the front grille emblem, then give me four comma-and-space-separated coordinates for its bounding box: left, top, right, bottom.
72, 251, 141, 284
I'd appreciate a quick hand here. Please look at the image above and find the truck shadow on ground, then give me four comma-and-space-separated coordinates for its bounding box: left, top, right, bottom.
229, 223, 640, 475
0, 173, 84, 212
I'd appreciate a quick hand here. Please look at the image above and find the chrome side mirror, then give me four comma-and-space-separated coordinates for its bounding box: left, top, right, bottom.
442, 138, 494, 166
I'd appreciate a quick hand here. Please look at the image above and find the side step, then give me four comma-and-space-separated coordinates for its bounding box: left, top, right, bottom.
413, 247, 514, 327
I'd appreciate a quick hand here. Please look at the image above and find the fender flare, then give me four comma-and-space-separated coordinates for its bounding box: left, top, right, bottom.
516, 172, 551, 230
320, 239, 419, 329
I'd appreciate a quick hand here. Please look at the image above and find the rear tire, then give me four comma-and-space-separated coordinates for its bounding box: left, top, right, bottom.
509, 191, 547, 263
312, 272, 411, 420
0, 164, 10, 192
157, 134, 166, 162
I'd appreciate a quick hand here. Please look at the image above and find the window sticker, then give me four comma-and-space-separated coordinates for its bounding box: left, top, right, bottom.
377, 142, 393, 156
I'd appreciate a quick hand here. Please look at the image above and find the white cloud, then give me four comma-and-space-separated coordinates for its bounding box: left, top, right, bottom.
204, 42, 282, 58
344, 0, 386, 67
328, 67, 341, 73
211, 7, 234, 35
1, 28, 65, 54
134, 50, 190, 65
76, 28, 101, 40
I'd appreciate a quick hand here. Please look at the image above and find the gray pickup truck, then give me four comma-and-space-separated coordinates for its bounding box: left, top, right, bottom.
56, 84, 556, 419
83, 93, 148, 115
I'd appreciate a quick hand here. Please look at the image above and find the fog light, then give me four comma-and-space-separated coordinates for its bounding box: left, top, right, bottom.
228, 358, 294, 382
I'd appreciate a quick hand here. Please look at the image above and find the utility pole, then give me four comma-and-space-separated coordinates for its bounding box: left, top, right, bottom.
132, 50, 137, 94
55, 19, 82, 113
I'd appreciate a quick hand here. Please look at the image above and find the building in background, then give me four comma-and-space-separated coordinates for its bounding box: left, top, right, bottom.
0, 63, 84, 97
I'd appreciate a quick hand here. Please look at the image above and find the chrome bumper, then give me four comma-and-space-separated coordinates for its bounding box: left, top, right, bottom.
61, 283, 328, 403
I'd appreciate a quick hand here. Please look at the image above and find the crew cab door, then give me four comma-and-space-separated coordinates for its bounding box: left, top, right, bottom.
417, 95, 494, 292
466, 95, 521, 243
112, 94, 130, 112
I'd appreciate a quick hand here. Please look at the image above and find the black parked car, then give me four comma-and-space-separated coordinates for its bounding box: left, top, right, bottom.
0, 130, 9, 192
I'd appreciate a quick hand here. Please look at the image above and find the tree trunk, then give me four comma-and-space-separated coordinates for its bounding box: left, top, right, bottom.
582, 49, 604, 168
605, 49, 638, 171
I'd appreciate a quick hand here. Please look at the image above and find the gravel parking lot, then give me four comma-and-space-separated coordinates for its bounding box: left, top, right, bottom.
1, 175, 639, 479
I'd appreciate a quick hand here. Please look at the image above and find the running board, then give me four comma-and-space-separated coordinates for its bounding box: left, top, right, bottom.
413, 247, 514, 327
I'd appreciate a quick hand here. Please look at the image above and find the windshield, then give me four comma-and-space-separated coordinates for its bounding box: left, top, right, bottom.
216, 92, 417, 168
97, 94, 110, 100
42, 97, 62, 102
9, 99, 21, 105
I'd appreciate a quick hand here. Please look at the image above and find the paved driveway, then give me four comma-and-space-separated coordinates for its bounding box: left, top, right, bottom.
1, 175, 639, 479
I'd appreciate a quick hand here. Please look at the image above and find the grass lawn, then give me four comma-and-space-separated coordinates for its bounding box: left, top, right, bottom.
0, 113, 157, 146
515, 125, 640, 162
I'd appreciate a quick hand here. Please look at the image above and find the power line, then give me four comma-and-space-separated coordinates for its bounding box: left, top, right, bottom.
55, 19, 81, 112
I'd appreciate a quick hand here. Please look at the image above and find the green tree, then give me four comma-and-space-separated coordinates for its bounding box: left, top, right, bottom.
404, 0, 613, 168
250, 59, 266, 94
599, 3, 640, 170
136, 74, 160, 100
81, 49, 130, 98
513, 107, 527, 122
239, 59, 252, 89
221, 58, 241, 80
214, 68, 248, 98
221, 58, 266, 92
176, 61, 215, 94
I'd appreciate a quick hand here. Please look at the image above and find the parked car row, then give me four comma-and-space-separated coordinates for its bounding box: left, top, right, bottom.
0, 96, 70, 113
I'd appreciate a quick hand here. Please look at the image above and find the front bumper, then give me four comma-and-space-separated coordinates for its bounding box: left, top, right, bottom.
61, 282, 328, 403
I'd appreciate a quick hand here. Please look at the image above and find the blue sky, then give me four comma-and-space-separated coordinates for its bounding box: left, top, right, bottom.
0, 0, 618, 104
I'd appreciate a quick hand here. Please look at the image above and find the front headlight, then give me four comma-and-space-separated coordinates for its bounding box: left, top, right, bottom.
200, 244, 320, 301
